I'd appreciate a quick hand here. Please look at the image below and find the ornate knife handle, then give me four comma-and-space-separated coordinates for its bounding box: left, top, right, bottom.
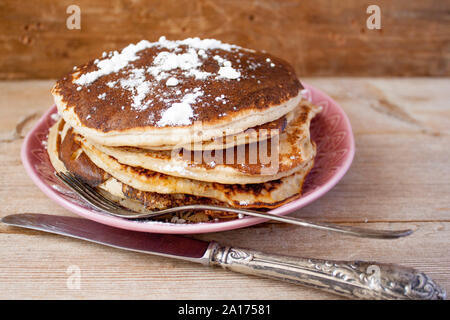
207, 242, 446, 300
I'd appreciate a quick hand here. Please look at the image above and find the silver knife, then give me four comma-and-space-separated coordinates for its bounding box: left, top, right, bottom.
1, 213, 446, 300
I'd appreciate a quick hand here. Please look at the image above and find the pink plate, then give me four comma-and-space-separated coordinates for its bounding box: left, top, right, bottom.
21, 84, 354, 234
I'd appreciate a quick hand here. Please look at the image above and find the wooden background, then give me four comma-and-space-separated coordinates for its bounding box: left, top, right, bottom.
0, 0, 449, 79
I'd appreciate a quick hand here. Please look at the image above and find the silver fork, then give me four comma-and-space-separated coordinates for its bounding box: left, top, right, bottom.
55, 171, 413, 239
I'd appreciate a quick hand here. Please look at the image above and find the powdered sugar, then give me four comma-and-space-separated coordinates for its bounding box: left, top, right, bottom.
74, 40, 153, 86
213, 55, 226, 65
157, 90, 204, 126
97, 93, 107, 100
186, 68, 212, 80
106, 80, 117, 88
119, 68, 151, 111
215, 94, 225, 102
218, 66, 241, 79
75, 36, 243, 90
72, 37, 251, 125
156, 36, 240, 52
213, 55, 241, 79
165, 77, 179, 86
147, 47, 214, 82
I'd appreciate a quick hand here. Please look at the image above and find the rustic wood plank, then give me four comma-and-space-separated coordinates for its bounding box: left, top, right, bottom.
0, 221, 448, 299
0, 0, 449, 79
0, 78, 448, 299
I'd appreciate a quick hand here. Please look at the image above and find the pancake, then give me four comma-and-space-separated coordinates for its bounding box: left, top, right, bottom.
143, 111, 292, 151
83, 100, 320, 184
52, 36, 303, 148
47, 119, 237, 222
80, 134, 315, 208
48, 119, 315, 209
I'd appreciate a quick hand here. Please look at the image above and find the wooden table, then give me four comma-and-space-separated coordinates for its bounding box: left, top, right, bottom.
0, 78, 448, 299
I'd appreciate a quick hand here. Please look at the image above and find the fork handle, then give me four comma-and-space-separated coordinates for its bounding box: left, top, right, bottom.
207, 242, 446, 300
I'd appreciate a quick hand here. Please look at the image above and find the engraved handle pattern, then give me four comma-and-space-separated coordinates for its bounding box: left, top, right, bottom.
208, 243, 446, 300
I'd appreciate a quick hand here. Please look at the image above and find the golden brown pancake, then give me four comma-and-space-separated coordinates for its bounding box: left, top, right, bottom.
52, 37, 303, 148
81, 100, 320, 184
146, 112, 290, 151
80, 135, 315, 208
48, 119, 315, 210
47, 119, 235, 222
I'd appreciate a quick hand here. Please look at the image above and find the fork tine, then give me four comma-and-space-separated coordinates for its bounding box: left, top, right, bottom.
59, 172, 124, 211
63, 173, 123, 210
55, 172, 106, 208
55, 171, 172, 219
56, 172, 119, 212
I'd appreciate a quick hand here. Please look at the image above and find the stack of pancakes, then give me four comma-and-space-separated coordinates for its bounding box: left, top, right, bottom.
47, 37, 321, 222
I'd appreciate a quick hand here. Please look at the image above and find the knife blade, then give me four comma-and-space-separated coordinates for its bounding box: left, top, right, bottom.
1, 213, 446, 300
1, 213, 212, 264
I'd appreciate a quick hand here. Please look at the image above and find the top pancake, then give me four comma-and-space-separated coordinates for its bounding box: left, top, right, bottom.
52, 36, 303, 148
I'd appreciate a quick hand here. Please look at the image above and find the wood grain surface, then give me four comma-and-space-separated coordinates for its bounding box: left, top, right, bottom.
0, 78, 449, 299
0, 0, 449, 79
